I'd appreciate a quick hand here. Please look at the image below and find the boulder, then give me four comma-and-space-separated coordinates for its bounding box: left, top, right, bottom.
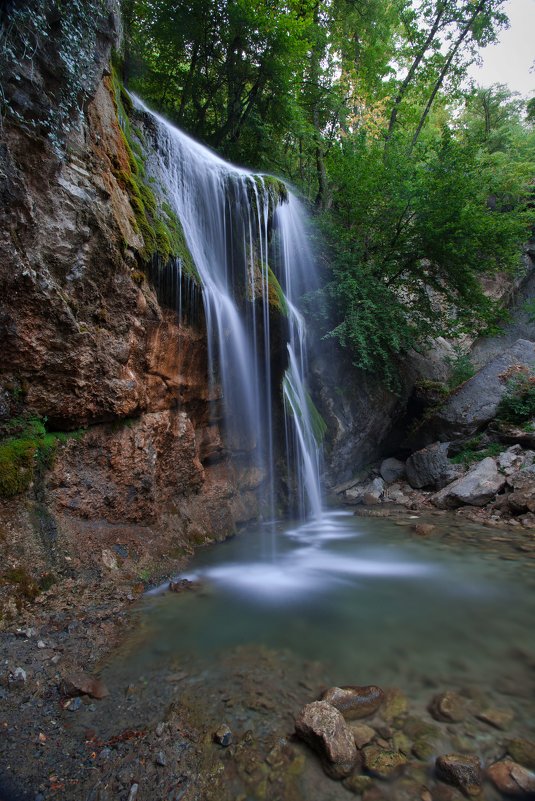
415, 339, 535, 442
497, 445, 531, 475
379, 458, 406, 483
406, 443, 463, 490
507, 464, 535, 514
346, 478, 385, 505
431, 458, 506, 509
59, 671, 108, 700
487, 760, 535, 796
435, 754, 482, 797
295, 700, 358, 779
321, 685, 385, 720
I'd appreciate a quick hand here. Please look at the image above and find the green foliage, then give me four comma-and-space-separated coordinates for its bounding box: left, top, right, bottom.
496, 371, 535, 424
446, 347, 475, 390
121, 0, 533, 389
314, 126, 531, 389
0, 416, 85, 499
450, 441, 503, 466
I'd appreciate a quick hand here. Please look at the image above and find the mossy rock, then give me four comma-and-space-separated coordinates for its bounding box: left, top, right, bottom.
109, 68, 200, 284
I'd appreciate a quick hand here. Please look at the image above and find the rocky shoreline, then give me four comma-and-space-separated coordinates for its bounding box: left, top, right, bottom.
1, 508, 534, 801
331, 441, 535, 539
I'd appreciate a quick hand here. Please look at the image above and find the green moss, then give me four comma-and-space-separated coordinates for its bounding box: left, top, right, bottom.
252, 174, 288, 205
283, 378, 327, 444
0, 417, 86, 499
1, 568, 40, 601
0, 438, 37, 497
267, 267, 289, 316
109, 68, 200, 284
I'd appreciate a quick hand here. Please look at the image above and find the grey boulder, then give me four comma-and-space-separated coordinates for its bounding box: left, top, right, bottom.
406, 442, 463, 490
379, 457, 406, 483
431, 457, 506, 508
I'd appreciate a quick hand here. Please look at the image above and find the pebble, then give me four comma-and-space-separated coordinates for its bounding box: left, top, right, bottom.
321, 685, 385, 720
64, 697, 82, 712
155, 750, 167, 766
351, 723, 376, 749
381, 687, 408, 720
475, 707, 514, 730
12, 667, 27, 684
155, 722, 166, 737
127, 784, 139, 801
343, 774, 373, 794
60, 670, 109, 700
362, 746, 407, 779
414, 523, 436, 536
37, 641, 46, 649
435, 754, 482, 797
507, 738, 535, 769
214, 724, 233, 747
428, 692, 467, 723
487, 760, 535, 795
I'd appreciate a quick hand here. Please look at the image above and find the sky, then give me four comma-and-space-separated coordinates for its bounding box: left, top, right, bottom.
466, 0, 535, 97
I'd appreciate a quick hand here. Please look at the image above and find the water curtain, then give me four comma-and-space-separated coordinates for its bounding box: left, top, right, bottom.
133, 96, 323, 520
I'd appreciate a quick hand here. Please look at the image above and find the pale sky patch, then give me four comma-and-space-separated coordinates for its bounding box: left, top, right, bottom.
467, 0, 535, 97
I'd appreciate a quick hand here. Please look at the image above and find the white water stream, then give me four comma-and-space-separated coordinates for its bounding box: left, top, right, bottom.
133, 96, 322, 519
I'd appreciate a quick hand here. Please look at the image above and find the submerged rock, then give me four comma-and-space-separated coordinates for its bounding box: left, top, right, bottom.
362, 746, 407, 779
507, 738, 535, 769
350, 723, 376, 749
476, 707, 514, 730
60, 670, 108, 700
381, 687, 408, 721
487, 760, 535, 795
435, 754, 482, 797
343, 774, 374, 794
428, 692, 467, 723
295, 700, 358, 779
321, 685, 385, 720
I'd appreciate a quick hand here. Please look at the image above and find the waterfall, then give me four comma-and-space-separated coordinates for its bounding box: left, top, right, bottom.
132, 96, 323, 520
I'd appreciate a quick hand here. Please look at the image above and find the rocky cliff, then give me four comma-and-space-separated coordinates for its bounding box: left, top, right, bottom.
0, 1, 262, 604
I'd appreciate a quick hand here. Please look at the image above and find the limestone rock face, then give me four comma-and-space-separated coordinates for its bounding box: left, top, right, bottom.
406, 443, 463, 490
431, 458, 506, 509
0, 5, 264, 576
295, 700, 358, 779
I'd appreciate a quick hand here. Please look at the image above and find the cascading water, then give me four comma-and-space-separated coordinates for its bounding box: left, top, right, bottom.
133, 96, 323, 520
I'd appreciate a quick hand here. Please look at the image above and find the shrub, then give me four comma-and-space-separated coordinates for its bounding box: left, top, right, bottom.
496, 370, 535, 424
